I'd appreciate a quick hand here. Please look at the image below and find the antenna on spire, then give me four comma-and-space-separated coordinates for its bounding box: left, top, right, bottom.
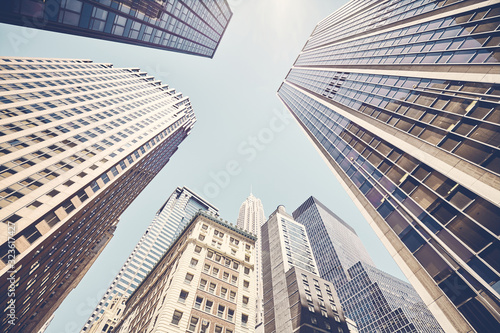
250, 184, 253, 195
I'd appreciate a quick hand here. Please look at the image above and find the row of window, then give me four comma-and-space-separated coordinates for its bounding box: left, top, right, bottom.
172, 310, 235, 332
301, 4, 500, 66
306, 0, 468, 51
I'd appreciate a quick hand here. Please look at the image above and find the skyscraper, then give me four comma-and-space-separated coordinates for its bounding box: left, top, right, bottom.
0, 56, 196, 332
0, 0, 232, 58
294, 196, 444, 333
236, 192, 265, 331
114, 210, 257, 333
278, 1, 500, 331
82, 186, 218, 332
261, 205, 351, 333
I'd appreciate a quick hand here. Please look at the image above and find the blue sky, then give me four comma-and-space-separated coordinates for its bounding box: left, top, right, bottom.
0, 1, 408, 332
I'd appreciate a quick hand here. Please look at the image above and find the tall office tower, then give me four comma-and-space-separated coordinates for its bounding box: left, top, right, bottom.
114, 210, 257, 333
261, 205, 351, 333
277, 1, 500, 332
293, 196, 444, 333
236, 192, 265, 331
0, 57, 196, 333
0, 0, 232, 58
82, 186, 218, 332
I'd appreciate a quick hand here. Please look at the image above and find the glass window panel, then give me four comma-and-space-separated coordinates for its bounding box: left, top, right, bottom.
469, 123, 500, 146
436, 229, 474, 261
386, 210, 409, 234
419, 127, 445, 144
366, 188, 384, 207
479, 241, 500, 273
438, 272, 476, 306
454, 140, 492, 165
448, 186, 476, 209
410, 185, 438, 210
449, 50, 476, 63
448, 215, 494, 252
400, 227, 426, 252
464, 198, 500, 234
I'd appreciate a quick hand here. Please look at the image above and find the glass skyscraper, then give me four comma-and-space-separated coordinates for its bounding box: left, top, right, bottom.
0, 57, 196, 333
236, 193, 265, 331
82, 186, 218, 332
293, 197, 443, 333
0, 0, 232, 58
278, 1, 500, 332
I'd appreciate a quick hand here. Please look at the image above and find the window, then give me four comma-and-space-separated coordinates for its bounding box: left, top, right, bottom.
334, 315, 340, 322
233, 262, 239, 270
202, 224, 208, 230
199, 234, 205, 241
215, 326, 223, 333
190, 258, 198, 268
200, 320, 210, 333
243, 280, 249, 289
311, 317, 317, 325
230, 291, 236, 302
195, 245, 202, 253
171, 310, 183, 325
184, 273, 194, 284
220, 287, 227, 299
245, 244, 250, 250
242, 296, 249, 306
204, 264, 210, 273
209, 282, 216, 294
322, 310, 328, 318
188, 316, 198, 332
231, 276, 237, 284
245, 255, 250, 262
178, 290, 188, 303
199, 279, 207, 290
244, 267, 250, 275
309, 305, 315, 312
241, 314, 248, 327
194, 296, 203, 309
207, 251, 214, 259
212, 267, 219, 277
227, 308, 234, 322
205, 300, 213, 313
223, 272, 229, 281
325, 322, 331, 330
217, 305, 225, 317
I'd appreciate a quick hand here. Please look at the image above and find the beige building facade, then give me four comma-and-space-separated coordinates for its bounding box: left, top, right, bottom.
114, 211, 257, 333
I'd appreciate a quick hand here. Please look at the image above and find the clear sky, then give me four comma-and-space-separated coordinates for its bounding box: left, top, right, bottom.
0, 1, 409, 332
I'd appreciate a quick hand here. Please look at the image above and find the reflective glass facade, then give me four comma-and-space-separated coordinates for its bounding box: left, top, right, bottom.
0, 57, 196, 333
278, 1, 500, 332
293, 197, 443, 333
82, 186, 218, 332
0, 0, 232, 58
